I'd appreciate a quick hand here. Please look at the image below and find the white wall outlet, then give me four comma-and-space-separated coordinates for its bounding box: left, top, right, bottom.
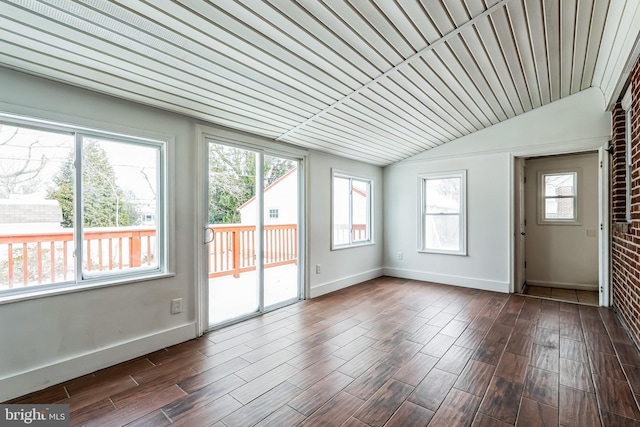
397, 252, 403, 260
171, 298, 183, 314
316, 264, 321, 274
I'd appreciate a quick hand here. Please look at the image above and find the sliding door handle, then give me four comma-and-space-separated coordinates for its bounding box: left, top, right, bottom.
205, 227, 215, 244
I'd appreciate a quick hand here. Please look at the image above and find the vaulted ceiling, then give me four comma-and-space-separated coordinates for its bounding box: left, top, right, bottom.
1, 0, 639, 166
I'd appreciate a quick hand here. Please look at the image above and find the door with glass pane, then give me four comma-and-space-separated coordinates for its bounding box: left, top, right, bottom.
207, 142, 300, 327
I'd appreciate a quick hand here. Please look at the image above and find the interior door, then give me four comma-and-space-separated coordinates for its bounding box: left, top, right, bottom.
206, 142, 301, 328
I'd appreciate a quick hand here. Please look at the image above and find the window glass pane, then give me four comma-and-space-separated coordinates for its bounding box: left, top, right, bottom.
332, 177, 350, 246
352, 179, 369, 242
544, 173, 574, 197
426, 178, 460, 213
81, 137, 158, 275
0, 124, 75, 291
545, 198, 574, 220
424, 214, 460, 251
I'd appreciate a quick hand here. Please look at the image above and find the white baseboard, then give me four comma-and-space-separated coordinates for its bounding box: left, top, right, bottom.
0, 322, 197, 402
383, 267, 510, 293
310, 268, 384, 298
526, 280, 598, 292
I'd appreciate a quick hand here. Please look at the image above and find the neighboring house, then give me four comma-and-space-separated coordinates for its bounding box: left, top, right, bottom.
239, 168, 297, 225
0, 198, 63, 233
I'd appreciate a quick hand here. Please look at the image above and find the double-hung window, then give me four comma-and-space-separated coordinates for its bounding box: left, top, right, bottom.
332, 170, 373, 249
419, 171, 467, 255
539, 171, 578, 223
0, 118, 167, 297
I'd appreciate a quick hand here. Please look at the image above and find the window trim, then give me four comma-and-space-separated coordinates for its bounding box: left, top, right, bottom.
622, 86, 632, 223
331, 169, 374, 250
0, 113, 171, 300
418, 170, 467, 256
537, 169, 581, 225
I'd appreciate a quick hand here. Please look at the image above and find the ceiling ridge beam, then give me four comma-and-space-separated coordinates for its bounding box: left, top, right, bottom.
276, 0, 515, 143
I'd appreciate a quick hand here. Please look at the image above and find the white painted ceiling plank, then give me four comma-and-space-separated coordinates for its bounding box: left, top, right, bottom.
398, 1, 442, 44
203, 0, 364, 91
348, 0, 416, 57
0, 49, 286, 138
372, 0, 428, 50
560, 0, 577, 98
441, 28, 507, 123
421, 0, 457, 36
443, 0, 473, 26
0, 26, 303, 129
581, 0, 610, 90
571, 0, 594, 94
524, 0, 551, 105
367, 79, 464, 142
294, 0, 390, 71
391, 61, 485, 132
507, 0, 543, 109
473, 18, 522, 116
0, 4, 316, 120
543, 0, 561, 102
266, 0, 380, 80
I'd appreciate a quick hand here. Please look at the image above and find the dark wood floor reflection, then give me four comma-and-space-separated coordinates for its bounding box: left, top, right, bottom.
9, 277, 640, 426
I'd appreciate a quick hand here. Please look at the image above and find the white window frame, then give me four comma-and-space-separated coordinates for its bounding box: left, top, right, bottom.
0, 115, 169, 299
419, 170, 467, 256
622, 86, 632, 223
331, 169, 374, 250
538, 169, 581, 225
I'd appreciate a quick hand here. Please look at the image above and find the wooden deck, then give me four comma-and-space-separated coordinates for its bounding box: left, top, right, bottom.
8, 276, 640, 426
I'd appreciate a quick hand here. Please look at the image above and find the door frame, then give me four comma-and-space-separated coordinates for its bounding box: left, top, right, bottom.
511, 145, 610, 307
195, 125, 307, 335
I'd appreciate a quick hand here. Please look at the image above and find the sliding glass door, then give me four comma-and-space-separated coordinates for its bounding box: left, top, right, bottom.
206, 142, 300, 328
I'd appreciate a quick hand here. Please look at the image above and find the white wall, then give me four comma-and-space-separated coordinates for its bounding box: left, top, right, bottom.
0, 68, 384, 400
525, 153, 599, 290
383, 87, 611, 293
307, 151, 384, 297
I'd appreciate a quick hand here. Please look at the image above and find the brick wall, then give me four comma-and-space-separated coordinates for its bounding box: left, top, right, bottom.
612, 57, 640, 345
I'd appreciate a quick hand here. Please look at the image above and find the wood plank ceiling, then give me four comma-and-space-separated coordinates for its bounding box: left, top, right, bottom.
0, 0, 637, 166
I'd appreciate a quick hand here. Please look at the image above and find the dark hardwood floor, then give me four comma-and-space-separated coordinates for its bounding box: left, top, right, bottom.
9, 277, 640, 426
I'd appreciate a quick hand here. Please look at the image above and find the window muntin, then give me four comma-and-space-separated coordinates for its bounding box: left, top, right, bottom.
332, 171, 373, 249
0, 120, 166, 296
540, 171, 578, 222
420, 171, 467, 255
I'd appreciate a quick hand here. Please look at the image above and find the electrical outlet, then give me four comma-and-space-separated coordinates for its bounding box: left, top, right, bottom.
316, 264, 321, 274
171, 298, 183, 314
397, 252, 403, 260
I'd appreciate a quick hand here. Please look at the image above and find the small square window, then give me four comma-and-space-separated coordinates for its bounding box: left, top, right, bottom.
269, 208, 279, 219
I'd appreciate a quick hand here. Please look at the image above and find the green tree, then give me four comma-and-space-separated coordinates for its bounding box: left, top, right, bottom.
47, 140, 139, 228
208, 146, 294, 224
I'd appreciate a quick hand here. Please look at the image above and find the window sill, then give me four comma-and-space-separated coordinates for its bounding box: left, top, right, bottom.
331, 241, 375, 251
0, 272, 176, 306
418, 249, 468, 256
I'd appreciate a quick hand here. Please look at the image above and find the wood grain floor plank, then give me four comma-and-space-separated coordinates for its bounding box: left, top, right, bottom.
515, 397, 557, 427
222, 381, 301, 427
392, 353, 438, 387
353, 379, 414, 427
344, 361, 398, 400
409, 368, 457, 411
427, 388, 481, 427
558, 386, 600, 427
523, 367, 559, 408
300, 391, 364, 427
14, 281, 640, 427
478, 377, 524, 424
287, 370, 354, 416
383, 400, 433, 427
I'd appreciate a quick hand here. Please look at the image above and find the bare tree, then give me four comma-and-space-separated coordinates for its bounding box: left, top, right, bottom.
0, 125, 47, 198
